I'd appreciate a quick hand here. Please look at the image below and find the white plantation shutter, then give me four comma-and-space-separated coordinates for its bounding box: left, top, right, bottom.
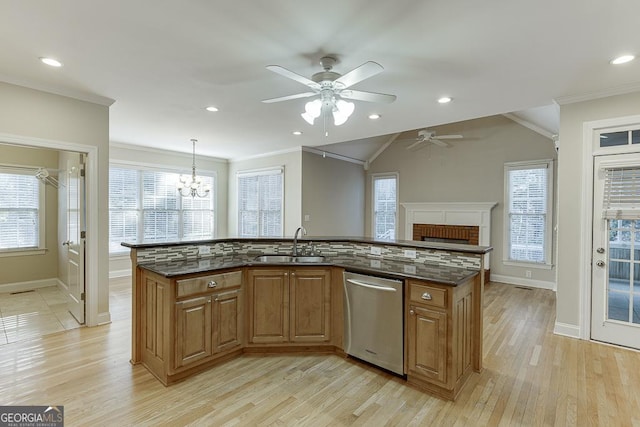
108, 166, 215, 251
238, 168, 283, 237
602, 167, 640, 219
109, 168, 139, 252
505, 161, 552, 264
373, 174, 397, 240
0, 171, 42, 250
181, 175, 214, 240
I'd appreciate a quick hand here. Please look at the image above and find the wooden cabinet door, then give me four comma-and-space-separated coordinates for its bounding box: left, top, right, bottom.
213, 289, 244, 353
407, 305, 448, 385
174, 296, 212, 369
248, 269, 289, 343
290, 268, 331, 343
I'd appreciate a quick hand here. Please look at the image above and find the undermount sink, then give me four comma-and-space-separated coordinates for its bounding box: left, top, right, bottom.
253, 255, 326, 263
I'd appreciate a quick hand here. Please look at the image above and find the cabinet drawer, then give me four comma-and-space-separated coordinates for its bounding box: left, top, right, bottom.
177, 271, 242, 298
409, 282, 447, 308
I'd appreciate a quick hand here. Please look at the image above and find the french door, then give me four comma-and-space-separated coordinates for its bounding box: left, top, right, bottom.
591, 153, 640, 349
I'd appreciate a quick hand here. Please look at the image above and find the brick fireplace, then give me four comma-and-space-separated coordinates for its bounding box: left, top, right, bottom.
402, 202, 497, 282
413, 224, 479, 245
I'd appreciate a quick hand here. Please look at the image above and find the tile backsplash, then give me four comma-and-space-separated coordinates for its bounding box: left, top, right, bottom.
135, 239, 482, 270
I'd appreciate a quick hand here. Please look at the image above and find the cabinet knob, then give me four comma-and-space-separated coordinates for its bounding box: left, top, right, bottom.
421, 292, 432, 301
284, 272, 288, 277
291, 272, 295, 276
207, 281, 217, 288
409, 310, 415, 316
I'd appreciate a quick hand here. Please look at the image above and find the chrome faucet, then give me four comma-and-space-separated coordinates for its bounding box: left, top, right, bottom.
292, 226, 307, 256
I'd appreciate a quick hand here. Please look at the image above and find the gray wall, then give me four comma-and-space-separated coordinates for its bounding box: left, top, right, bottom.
301, 150, 365, 236
367, 115, 558, 286
0, 144, 59, 286
0, 81, 110, 324
557, 91, 640, 335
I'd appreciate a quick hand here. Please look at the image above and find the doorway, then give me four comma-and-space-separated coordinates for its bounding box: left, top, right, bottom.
0, 142, 87, 344
591, 153, 640, 349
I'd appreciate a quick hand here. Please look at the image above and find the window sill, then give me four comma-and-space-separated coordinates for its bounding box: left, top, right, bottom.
0, 248, 47, 258
503, 260, 554, 270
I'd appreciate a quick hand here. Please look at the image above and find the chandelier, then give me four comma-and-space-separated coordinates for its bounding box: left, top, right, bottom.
177, 139, 210, 198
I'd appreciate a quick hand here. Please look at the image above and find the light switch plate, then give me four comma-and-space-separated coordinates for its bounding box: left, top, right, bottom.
370, 247, 382, 256
404, 264, 417, 274
370, 259, 381, 268
198, 245, 211, 256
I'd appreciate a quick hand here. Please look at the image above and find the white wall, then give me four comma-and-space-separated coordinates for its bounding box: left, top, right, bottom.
557, 91, 640, 337
0, 81, 110, 325
301, 150, 365, 236
367, 115, 558, 287
228, 149, 302, 237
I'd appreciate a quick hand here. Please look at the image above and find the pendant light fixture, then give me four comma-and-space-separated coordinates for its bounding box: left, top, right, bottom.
177, 139, 210, 198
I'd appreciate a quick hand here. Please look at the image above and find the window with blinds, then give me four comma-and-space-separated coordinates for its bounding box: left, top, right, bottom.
602, 167, 640, 219
109, 166, 215, 253
504, 160, 553, 265
0, 170, 44, 251
372, 174, 398, 240
237, 168, 283, 237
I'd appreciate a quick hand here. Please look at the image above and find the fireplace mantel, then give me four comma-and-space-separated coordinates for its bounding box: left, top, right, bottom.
401, 202, 498, 265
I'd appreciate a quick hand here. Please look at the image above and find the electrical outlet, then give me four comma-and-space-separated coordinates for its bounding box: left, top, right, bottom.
404, 249, 417, 259
198, 245, 211, 256
525, 270, 532, 278
404, 264, 417, 274
370, 259, 381, 268
304, 214, 310, 222
370, 247, 382, 256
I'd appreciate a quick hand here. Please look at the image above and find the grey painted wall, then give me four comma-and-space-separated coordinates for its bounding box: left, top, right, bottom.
557, 91, 640, 334
0, 144, 59, 285
366, 115, 558, 286
301, 150, 365, 236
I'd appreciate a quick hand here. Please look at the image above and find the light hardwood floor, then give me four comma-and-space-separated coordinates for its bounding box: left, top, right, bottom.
1, 279, 639, 426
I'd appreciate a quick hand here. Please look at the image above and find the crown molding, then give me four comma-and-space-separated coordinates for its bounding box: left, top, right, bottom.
555, 82, 640, 106
302, 146, 365, 165
0, 75, 115, 106
109, 141, 228, 164
229, 146, 301, 163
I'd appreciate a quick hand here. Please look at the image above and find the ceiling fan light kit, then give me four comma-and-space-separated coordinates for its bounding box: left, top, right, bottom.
263, 55, 396, 130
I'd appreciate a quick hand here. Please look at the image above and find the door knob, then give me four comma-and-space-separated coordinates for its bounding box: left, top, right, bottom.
62, 240, 71, 246
596, 260, 605, 267
207, 281, 217, 288
596, 248, 605, 254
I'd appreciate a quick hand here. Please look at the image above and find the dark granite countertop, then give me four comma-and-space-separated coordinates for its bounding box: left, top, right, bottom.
138, 253, 479, 286
123, 236, 492, 255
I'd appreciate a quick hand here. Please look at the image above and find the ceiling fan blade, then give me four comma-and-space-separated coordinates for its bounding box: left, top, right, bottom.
266, 65, 321, 90
334, 61, 384, 88
406, 140, 424, 150
430, 139, 451, 147
340, 90, 396, 103
262, 92, 317, 103
436, 135, 463, 140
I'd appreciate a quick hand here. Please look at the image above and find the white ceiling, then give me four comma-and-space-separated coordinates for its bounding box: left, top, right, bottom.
1, 1, 639, 160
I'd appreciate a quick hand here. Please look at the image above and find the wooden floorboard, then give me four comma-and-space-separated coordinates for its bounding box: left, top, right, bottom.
1, 280, 640, 426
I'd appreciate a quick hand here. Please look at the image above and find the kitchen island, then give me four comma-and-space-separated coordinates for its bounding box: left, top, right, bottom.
123, 237, 492, 400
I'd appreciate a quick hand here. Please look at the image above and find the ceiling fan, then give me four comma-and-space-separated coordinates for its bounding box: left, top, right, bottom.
399, 129, 463, 149
262, 56, 396, 127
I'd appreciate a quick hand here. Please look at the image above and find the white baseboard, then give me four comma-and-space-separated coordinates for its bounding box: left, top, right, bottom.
97, 311, 111, 326
109, 269, 131, 279
0, 278, 60, 294
554, 322, 581, 339
490, 274, 556, 291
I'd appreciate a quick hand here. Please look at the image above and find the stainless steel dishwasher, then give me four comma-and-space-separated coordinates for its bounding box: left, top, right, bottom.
343, 271, 404, 375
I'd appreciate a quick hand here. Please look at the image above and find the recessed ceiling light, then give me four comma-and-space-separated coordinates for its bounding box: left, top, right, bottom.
368, 114, 381, 120
438, 97, 452, 104
610, 55, 635, 65
292, 131, 302, 135
39, 57, 62, 67
205, 106, 219, 112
